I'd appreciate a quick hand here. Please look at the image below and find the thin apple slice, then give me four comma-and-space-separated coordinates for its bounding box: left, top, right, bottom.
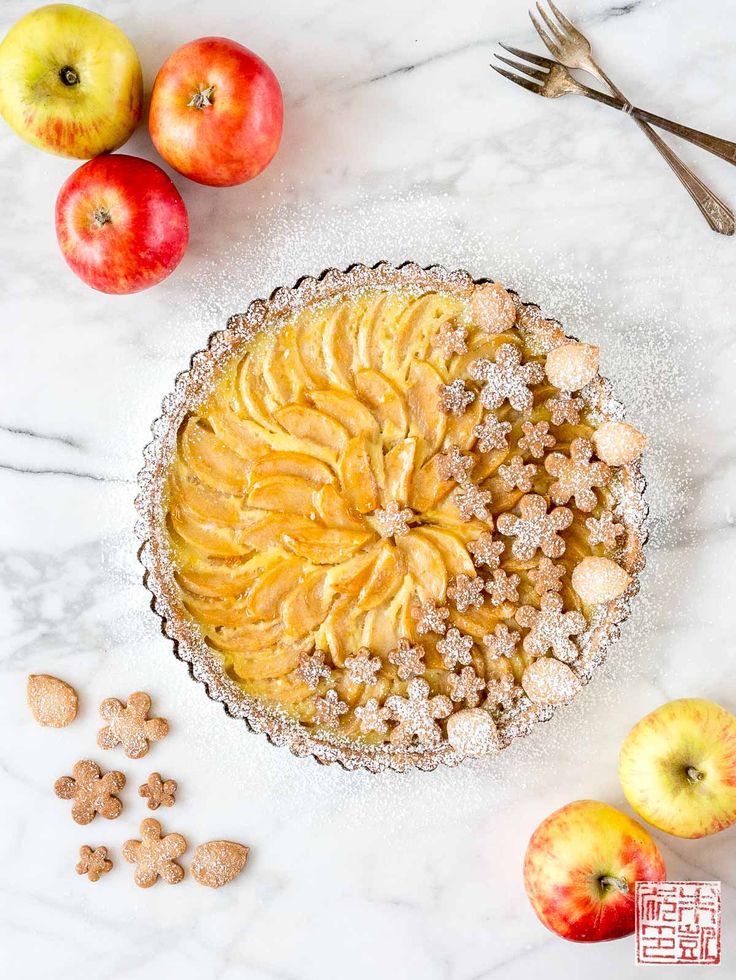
406, 360, 447, 463
230, 639, 308, 681
356, 292, 391, 370
169, 510, 248, 558
181, 593, 252, 628
409, 453, 453, 513
176, 552, 279, 599
322, 303, 356, 390
242, 514, 312, 551
360, 580, 414, 655
313, 484, 366, 531
284, 526, 372, 564
169, 470, 244, 525
355, 368, 410, 444
295, 309, 331, 388
396, 530, 447, 598
248, 451, 334, 487
263, 325, 312, 406
275, 404, 349, 455
356, 542, 406, 611
320, 595, 363, 661
180, 418, 250, 494
245, 557, 305, 620
208, 409, 279, 458
383, 437, 417, 505
414, 525, 476, 576
326, 549, 379, 595
282, 569, 332, 634
207, 619, 283, 653
308, 389, 380, 440
452, 603, 506, 639
338, 436, 380, 514
393, 293, 455, 373
247, 475, 318, 515
444, 396, 484, 450
236, 349, 279, 430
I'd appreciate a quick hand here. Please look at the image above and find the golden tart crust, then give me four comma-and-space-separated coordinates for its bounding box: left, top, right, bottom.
137, 263, 646, 772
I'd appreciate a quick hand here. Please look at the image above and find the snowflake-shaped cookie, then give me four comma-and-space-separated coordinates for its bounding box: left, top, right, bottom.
586, 511, 626, 550
453, 483, 492, 522
528, 557, 566, 595
388, 638, 426, 680
467, 532, 504, 570
354, 697, 390, 735
344, 648, 382, 685
496, 493, 573, 560
385, 678, 452, 748
498, 455, 537, 493
469, 344, 544, 413
546, 391, 583, 425
122, 818, 187, 888
448, 666, 485, 707
447, 574, 486, 612
473, 414, 511, 452
97, 692, 168, 760
485, 569, 521, 605
436, 627, 474, 669
516, 592, 586, 662
437, 444, 474, 483
518, 420, 556, 458
545, 439, 610, 512
294, 650, 331, 690
431, 320, 468, 357
438, 379, 476, 416
483, 623, 520, 660
373, 500, 414, 538
313, 689, 348, 728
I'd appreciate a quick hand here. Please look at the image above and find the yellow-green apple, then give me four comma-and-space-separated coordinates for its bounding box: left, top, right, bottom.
149, 37, 283, 187
0, 3, 142, 159
524, 800, 666, 942
55, 154, 188, 294
619, 698, 736, 838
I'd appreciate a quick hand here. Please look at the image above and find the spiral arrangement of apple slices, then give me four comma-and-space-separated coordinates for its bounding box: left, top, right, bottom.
163, 282, 638, 749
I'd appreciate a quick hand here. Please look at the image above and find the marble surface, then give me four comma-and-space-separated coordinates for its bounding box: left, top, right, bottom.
1, 0, 735, 976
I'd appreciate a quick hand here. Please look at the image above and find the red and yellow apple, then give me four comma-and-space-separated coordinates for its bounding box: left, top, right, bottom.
149, 36, 283, 187
55, 154, 189, 294
0, 4, 142, 159
619, 698, 736, 839
524, 800, 666, 942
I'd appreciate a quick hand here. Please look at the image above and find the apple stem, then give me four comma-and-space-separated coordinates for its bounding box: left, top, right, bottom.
599, 875, 629, 895
59, 66, 80, 87
686, 765, 704, 783
187, 85, 215, 109
92, 208, 112, 229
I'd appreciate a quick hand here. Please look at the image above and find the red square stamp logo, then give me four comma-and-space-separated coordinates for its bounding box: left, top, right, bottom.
635, 881, 721, 965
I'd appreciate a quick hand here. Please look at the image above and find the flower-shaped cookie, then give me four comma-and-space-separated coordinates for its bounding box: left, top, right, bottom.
343, 648, 382, 684
483, 623, 520, 660
467, 532, 504, 570
496, 493, 573, 560
473, 414, 511, 452
447, 574, 486, 612
438, 379, 476, 416
354, 697, 391, 735
122, 818, 187, 888
436, 444, 474, 483
586, 511, 626, 550
469, 344, 544, 413
544, 438, 610, 513
436, 628, 474, 669
448, 666, 485, 707
498, 455, 537, 493
385, 678, 452, 748
294, 650, 331, 690
431, 320, 468, 357
412, 598, 449, 636
515, 592, 586, 662
97, 692, 168, 759
545, 391, 583, 426
528, 557, 566, 595
54, 760, 125, 825
139, 772, 178, 810
518, 420, 555, 458
388, 638, 426, 680
453, 483, 492, 522
76, 845, 113, 882
373, 500, 413, 538
313, 689, 348, 728
485, 569, 520, 605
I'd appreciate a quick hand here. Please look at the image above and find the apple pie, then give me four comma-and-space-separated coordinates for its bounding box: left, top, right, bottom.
137, 263, 646, 771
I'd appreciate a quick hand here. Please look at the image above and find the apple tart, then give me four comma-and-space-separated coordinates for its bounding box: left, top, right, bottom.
137, 263, 647, 771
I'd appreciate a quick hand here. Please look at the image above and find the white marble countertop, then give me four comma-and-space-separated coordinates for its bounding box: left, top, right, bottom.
1, 0, 735, 976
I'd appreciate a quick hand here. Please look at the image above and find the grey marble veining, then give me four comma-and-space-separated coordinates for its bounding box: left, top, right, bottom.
1, 0, 735, 977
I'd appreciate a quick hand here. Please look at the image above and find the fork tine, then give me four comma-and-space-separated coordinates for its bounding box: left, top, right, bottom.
494, 54, 547, 82
529, 10, 561, 57
498, 43, 555, 69
490, 64, 542, 95
536, 2, 567, 43
547, 0, 577, 33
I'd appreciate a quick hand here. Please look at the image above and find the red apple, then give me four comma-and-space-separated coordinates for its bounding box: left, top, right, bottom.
148, 37, 283, 187
55, 154, 189, 294
524, 800, 666, 942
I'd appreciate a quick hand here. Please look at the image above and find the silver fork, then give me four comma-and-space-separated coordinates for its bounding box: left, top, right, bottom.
529, 1, 734, 235
492, 47, 736, 167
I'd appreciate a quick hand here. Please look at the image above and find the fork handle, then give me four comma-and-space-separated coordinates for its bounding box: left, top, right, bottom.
580, 86, 736, 166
